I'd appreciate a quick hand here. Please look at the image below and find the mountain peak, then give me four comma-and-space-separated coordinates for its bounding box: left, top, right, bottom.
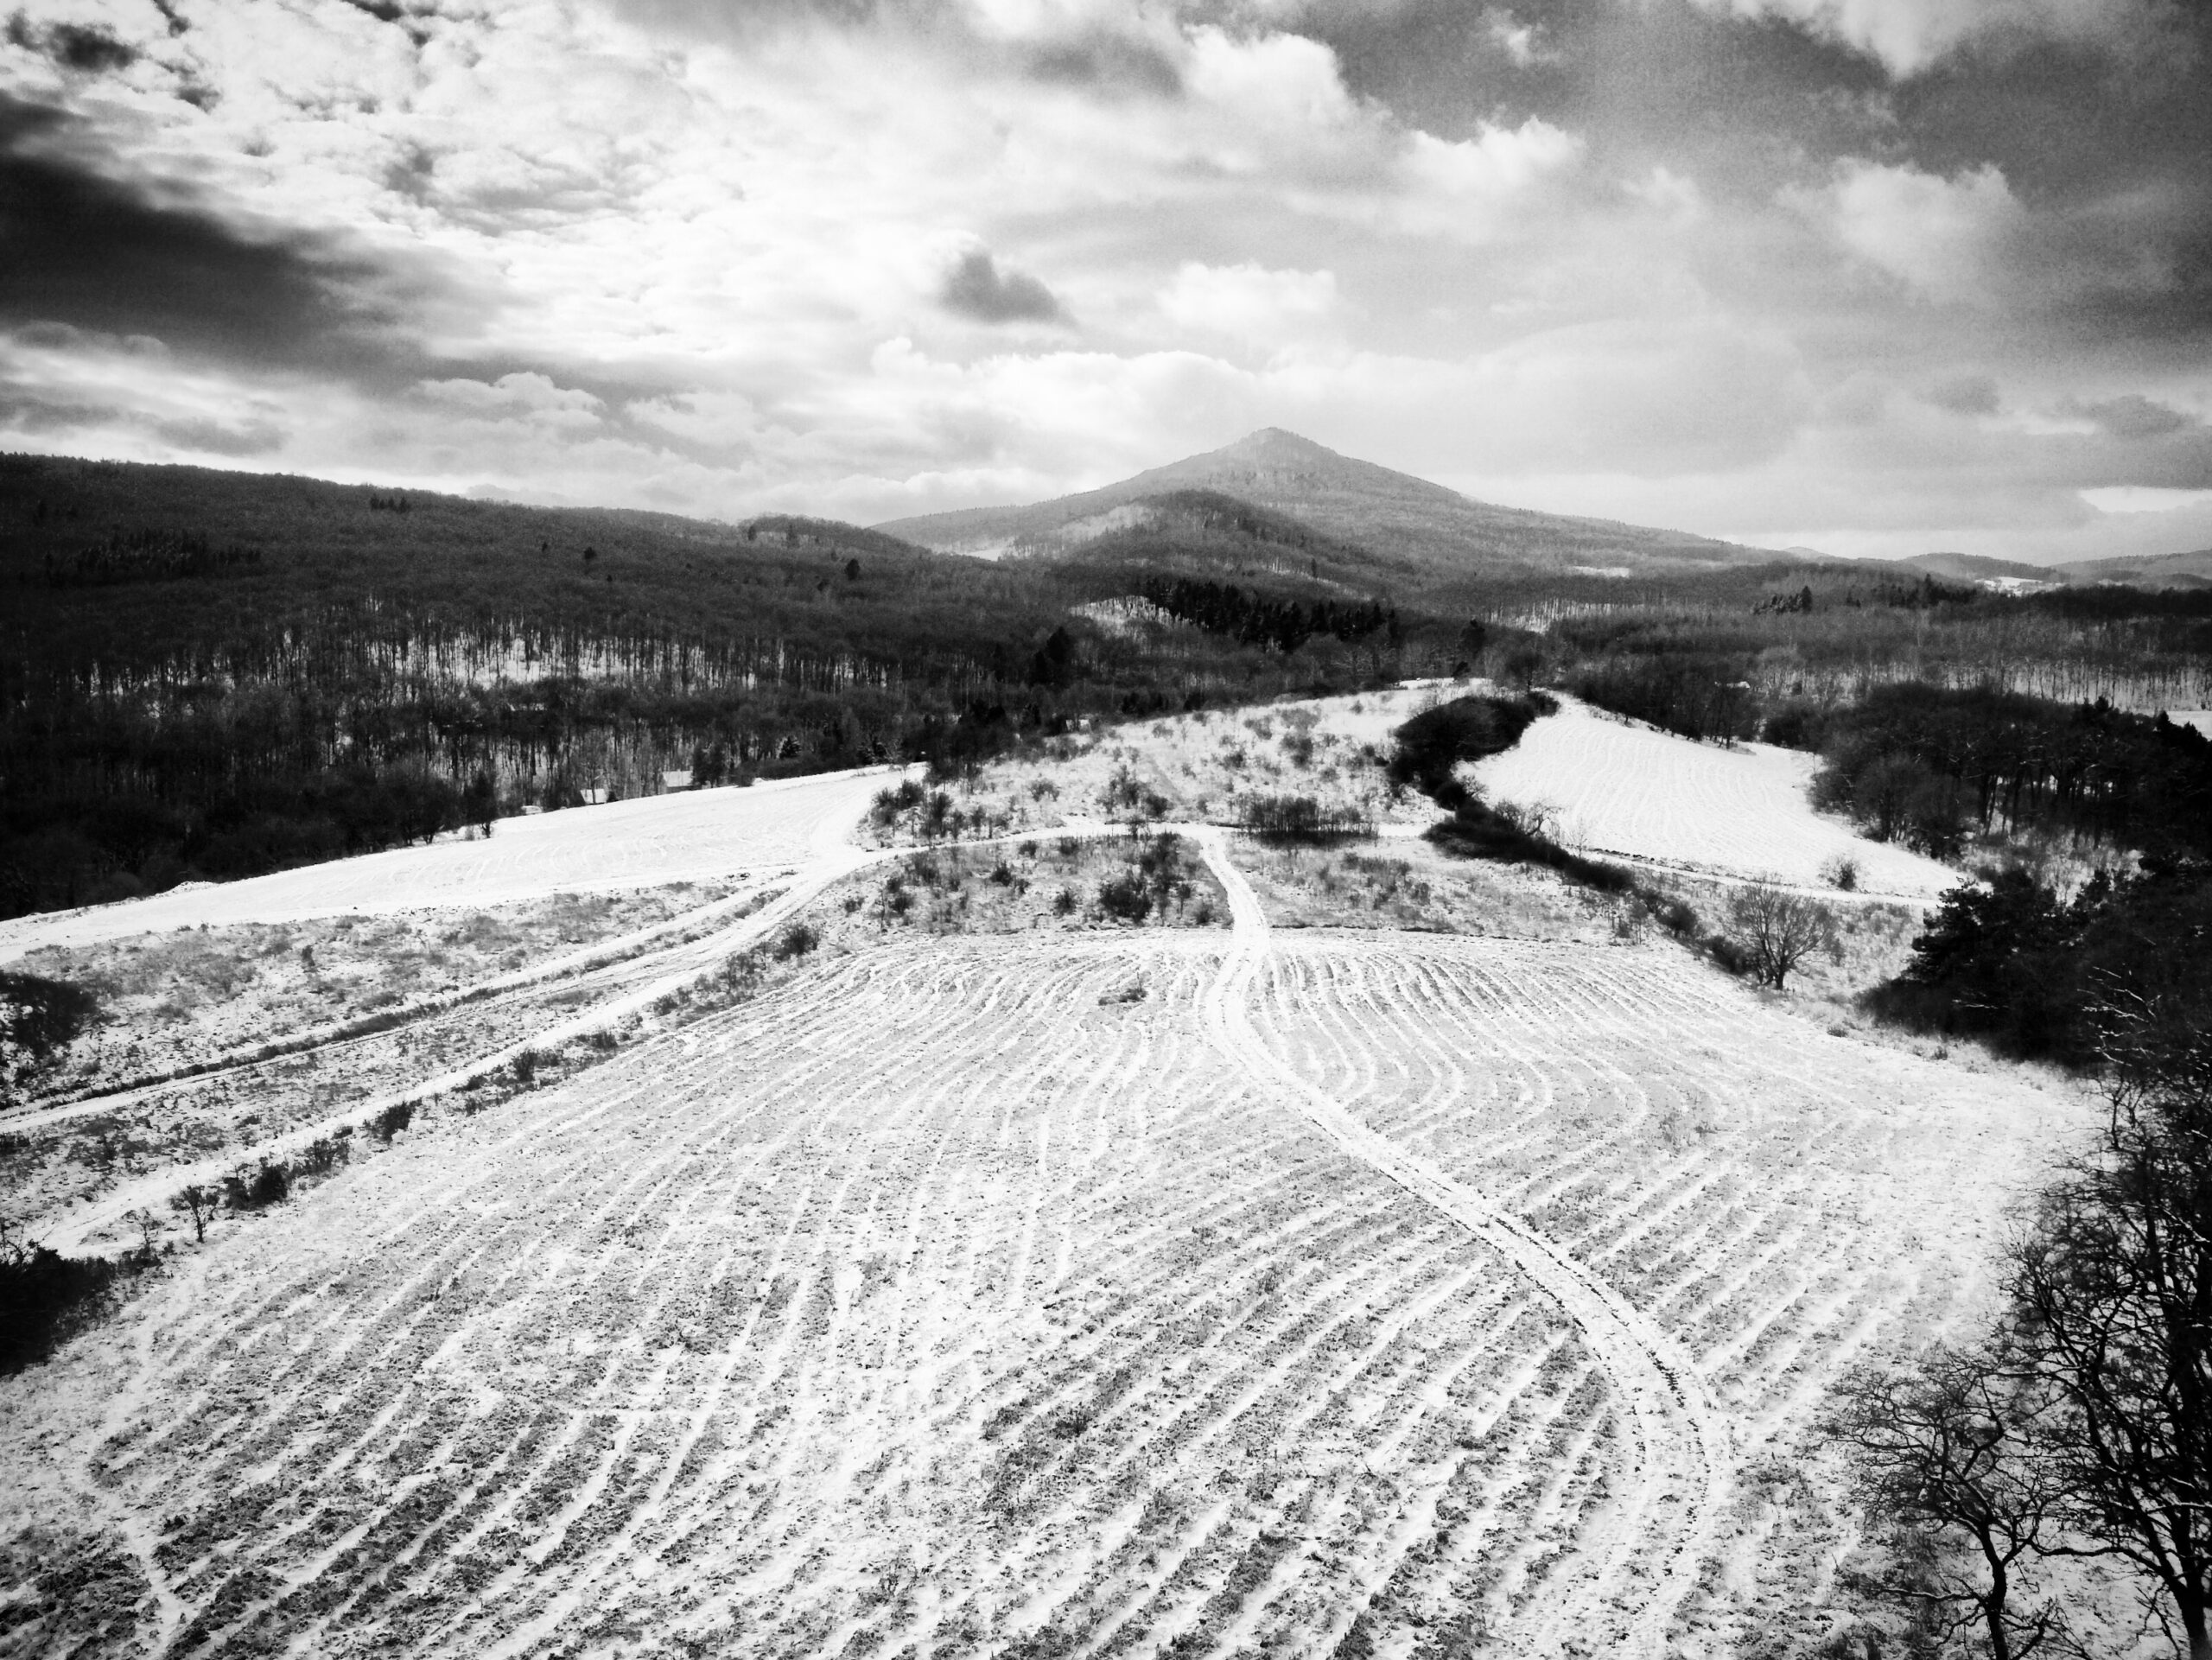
876, 430, 1775, 576
1215, 428, 1343, 465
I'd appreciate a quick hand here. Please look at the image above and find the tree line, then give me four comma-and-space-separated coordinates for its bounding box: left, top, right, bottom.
1135, 574, 1395, 654
1802, 684, 2212, 863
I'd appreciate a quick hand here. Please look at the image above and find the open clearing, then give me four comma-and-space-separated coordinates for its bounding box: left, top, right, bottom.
1470, 698, 1956, 896
1, 690, 2082, 1658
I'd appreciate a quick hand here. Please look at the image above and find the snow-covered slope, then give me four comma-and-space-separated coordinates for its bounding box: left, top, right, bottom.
1472, 697, 1958, 896
0, 766, 899, 964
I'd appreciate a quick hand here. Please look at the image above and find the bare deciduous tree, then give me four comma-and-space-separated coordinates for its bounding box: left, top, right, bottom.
2007, 984, 2212, 1660
1722, 881, 1839, 989
169, 1183, 213, 1244
1829, 1345, 2073, 1660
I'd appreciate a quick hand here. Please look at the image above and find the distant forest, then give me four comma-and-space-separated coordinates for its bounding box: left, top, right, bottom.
0, 457, 1431, 916
1515, 576, 2212, 862
1516, 567, 2212, 717
6, 453, 2210, 920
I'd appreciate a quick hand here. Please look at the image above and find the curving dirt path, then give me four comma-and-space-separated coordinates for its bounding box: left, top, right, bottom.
2, 870, 806, 1133
1192, 829, 1732, 1657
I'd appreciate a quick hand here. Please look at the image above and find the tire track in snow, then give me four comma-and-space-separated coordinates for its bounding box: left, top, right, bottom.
1192, 830, 1730, 1657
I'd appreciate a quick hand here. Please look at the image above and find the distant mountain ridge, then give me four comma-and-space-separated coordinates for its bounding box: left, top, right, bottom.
877, 429, 1778, 578
1904, 548, 2212, 590
2056, 548, 2212, 588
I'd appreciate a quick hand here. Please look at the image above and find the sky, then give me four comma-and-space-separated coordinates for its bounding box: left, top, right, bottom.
1, 0, 2208, 563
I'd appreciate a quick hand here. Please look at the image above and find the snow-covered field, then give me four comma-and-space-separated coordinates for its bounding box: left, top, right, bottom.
0, 690, 2085, 1657
1471, 697, 1958, 896
0, 766, 898, 968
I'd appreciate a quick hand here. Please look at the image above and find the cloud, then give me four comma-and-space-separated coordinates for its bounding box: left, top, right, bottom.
1925, 374, 2000, 416
1157, 262, 1338, 346
1480, 7, 1554, 67
1815, 159, 2024, 302
1380, 118, 1584, 240
4, 16, 139, 73
939, 248, 1069, 324
1797, 156, 2194, 322
1680, 0, 2184, 77
150, 414, 287, 455
2067, 392, 2198, 441
0, 321, 295, 459
2078, 486, 2212, 514
1021, 30, 1184, 95
416, 372, 607, 430
0, 93, 474, 384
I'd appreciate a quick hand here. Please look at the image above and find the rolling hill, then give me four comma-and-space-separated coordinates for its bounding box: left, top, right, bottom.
2057, 547, 2212, 588
1904, 548, 2212, 590
878, 428, 1776, 578
1902, 551, 2061, 586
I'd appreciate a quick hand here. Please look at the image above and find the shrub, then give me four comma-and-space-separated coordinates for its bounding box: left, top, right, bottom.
868, 779, 925, 829
370, 1100, 416, 1142
1821, 854, 1861, 892
0, 970, 98, 1097
1759, 700, 1829, 751
1427, 805, 1633, 893
1095, 874, 1152, 925
716, 951, 765, 996
226, 1161, 291, 1210
0, 1243, 124, 1373
772, 922, 818, 961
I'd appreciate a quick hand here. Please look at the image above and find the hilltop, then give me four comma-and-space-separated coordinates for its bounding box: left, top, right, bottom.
878, 428, 1775, 577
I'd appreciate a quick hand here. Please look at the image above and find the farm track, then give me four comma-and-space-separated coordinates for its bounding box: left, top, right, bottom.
3, 869, 803, 1134
29, 855, 872, 1256
1193, 831, 1727, 1656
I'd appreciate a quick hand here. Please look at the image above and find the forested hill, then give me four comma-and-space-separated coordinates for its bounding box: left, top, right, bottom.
0, 454, 1440, 918
3, 457, 1025, 683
